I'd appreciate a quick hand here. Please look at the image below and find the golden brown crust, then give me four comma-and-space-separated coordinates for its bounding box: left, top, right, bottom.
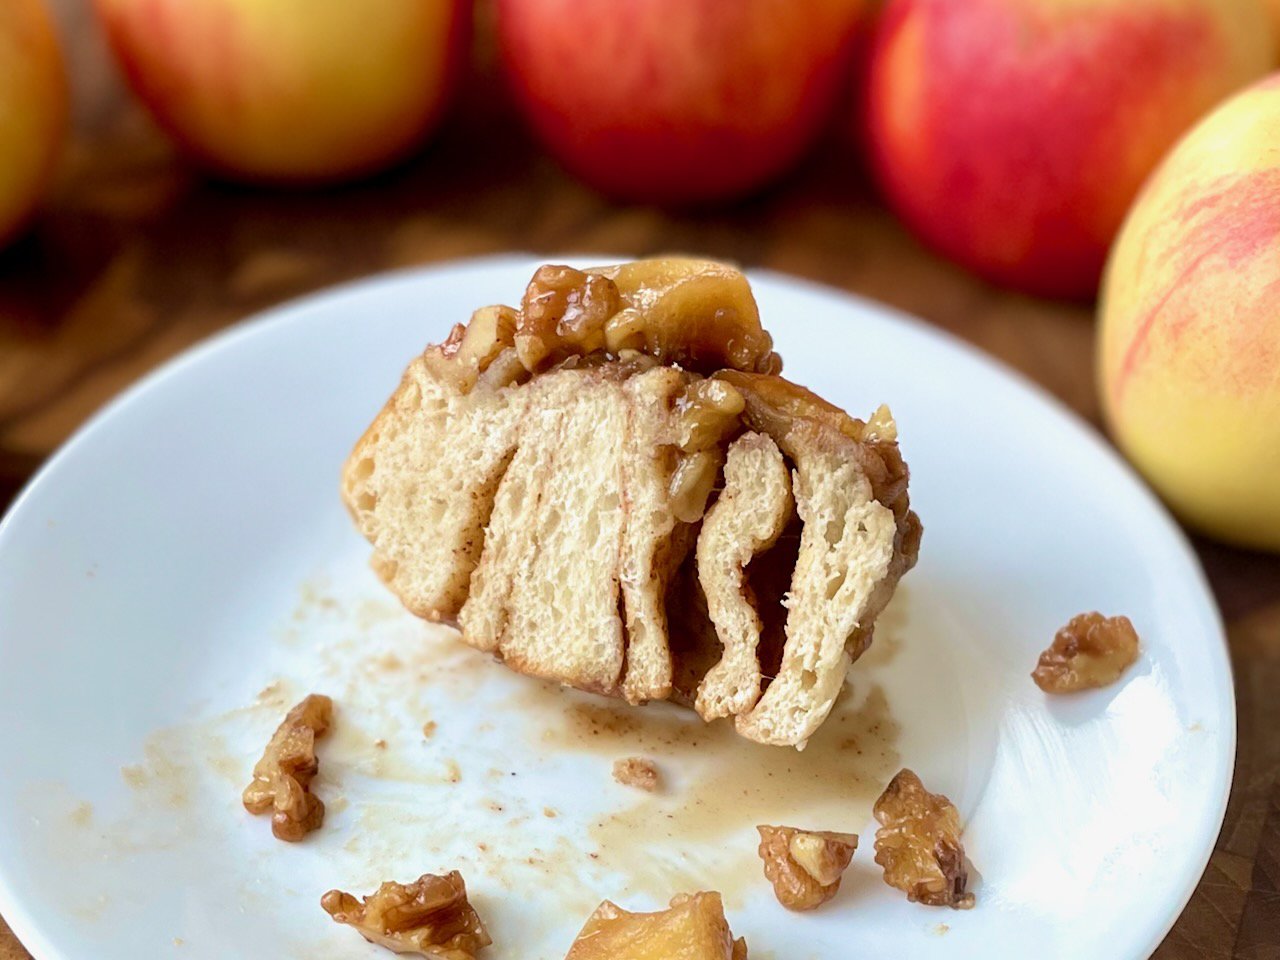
715, 372, 922, 672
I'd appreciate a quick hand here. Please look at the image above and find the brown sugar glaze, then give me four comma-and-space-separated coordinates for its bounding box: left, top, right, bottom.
512, 675, 900, 903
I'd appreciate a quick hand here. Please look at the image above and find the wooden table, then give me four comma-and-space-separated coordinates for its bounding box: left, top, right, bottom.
2, 3, 1277, 957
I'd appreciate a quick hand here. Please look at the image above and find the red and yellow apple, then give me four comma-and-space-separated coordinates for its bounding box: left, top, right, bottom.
497, 0, 865, 204
1264, 0, 1280, 59
864, 0, 1272, 299
1099, 75, 1280, 552
94, 0, 470, 184
0, 0, 67, 247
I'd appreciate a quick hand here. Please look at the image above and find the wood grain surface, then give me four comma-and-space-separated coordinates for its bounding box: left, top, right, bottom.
1, 3, 1277, 958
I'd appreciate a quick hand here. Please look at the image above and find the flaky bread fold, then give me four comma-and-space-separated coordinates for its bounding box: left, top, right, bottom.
343, 260, 919, 746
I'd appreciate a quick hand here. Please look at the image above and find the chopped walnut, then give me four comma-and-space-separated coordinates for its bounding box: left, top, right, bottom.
242, 693, 332, 842
1033, 612, 1140, 693
612, 756, 660, 791
517, 265, 623, 372
757, 824, 858, 911
426, 305, 522, 393
873, 769, 974, 909
321, 871, 491, 959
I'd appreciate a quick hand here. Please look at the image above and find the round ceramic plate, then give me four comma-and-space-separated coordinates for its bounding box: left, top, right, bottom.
0, 256, 1229, 960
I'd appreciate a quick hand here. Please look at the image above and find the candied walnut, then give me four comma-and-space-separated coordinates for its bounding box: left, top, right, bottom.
1033, 612, 1140, 693
516, 264, 623, 372
564, 892, 746, 960
756, 824, 858, 911
242, 693, 332, 842
873, 769, 974, 909
321, 871, 491, 959
425, 305, 521, 393
612, 756, 660, 792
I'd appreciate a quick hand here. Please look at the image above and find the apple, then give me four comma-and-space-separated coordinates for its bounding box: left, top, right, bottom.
0, 0, 67, 247
497, 0, 866, 204
864, 0, 1272, 299
1099, 74, 1280, 552
1265, 0, 1280, 58
94, 0, 470, 184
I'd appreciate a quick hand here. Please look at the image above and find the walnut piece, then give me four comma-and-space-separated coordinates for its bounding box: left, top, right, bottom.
873, 769, 974, 909
242, 693, 332, 842
517, 264, 623, 372
1033, 612, 1140, 693
321, 871, 491, 959
756, 824, 858, 911
564, 892, 746, 960
434, 304, 521, 393
612, 756, 660, 792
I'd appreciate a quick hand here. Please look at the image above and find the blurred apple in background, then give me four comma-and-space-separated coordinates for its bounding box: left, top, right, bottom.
1264, 0, 1280, 57
864, 0, 1271, 299
0, 0, 67, 247
1099, 75, 1280, 552
498, 0, 865, 204
94, 0, 470, 184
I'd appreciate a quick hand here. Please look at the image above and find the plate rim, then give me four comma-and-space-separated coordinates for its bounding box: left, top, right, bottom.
0, 253, 1234, 960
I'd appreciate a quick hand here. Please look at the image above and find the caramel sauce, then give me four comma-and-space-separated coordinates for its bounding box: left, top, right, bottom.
516, 678, 900, 903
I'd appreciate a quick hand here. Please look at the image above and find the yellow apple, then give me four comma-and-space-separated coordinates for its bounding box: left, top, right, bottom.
0, 0, 67, 246
94, 0, 470, 184
1099, 74, 1280, 551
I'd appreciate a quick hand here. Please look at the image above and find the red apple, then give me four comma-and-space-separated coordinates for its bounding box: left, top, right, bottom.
0, 0, 67, 247
498, 0, 866, 204
94, 0, 471, 184
864, 0, 1272, 299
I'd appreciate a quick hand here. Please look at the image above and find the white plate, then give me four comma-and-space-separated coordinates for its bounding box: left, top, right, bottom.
0, 256, 1230, 960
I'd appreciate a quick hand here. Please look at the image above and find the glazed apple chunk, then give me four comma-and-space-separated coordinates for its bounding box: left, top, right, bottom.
322, 871, 491, 958
564, 893, 747, 960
